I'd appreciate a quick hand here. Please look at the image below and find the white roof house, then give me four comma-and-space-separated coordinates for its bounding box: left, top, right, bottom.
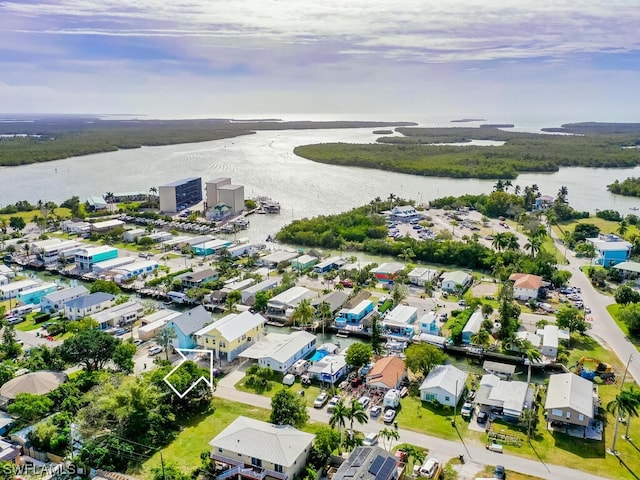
545, 373, 595, 427
90, 219, 125, 231
408, 267, 438, 286
383, 305, 418, 330
138, 309, 182, 341
475, 374, 534, 419
92, 256, 137, 274
239, 331, 317, 372
0, 265, 15, 278
40, 285, 89, 313
195, 311, 267, 343
441, 270, 471, 291
419, 364, 468, 407
307, 354, 348, 385
209, 416, 314, 480
258, 250, 299, 267
0, 279, 39, 300
92, 300, 144, 329
541, 324, 559, 359
515, 331, 542, 349
242, 278, 278, 304
267, 286, 316, 319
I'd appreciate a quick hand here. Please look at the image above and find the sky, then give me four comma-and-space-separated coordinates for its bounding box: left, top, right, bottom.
1, 0, 640, 120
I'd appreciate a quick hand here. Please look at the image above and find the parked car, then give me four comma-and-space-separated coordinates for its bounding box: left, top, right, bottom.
493, 465, 506, 479
477, 411, 488, 424
461, 402, 473, 418
327, 396, 341, 413
133, 339, 144, 346
313, 392, 329, 408
363, 432, 379, 446
383, 408, 397, 424
358, 396, 371, 408
419, 458, 440, 478
148, 346, 163, 356
339, 279, 354, 288
370, 405, 383, 418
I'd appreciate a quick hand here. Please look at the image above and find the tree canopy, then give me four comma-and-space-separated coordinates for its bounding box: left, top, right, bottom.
270, 388, 309, 428
345, 343, 373, 369
404, 343, 447, 377
59, 329, 119, 372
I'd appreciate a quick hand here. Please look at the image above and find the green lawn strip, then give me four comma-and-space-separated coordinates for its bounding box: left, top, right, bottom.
475, 464, 545, 480
235, 373, 325, 408
396, 396, 469, 441
14, 316, 43, 332
0, 207, 71, 224
606, 304, 640, 353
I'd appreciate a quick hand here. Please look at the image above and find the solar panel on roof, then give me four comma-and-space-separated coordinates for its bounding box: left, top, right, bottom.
368, 455, 385, 474
378, 457, 397, 480
352, 449, 369, 468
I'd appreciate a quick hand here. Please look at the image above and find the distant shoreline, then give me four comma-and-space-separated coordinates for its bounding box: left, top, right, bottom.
450, 118, 486, 123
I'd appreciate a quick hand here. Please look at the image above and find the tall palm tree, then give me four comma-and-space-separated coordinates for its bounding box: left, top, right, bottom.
545, 211, 558, 235
521, 407, 538, 441
387, 193, 397, 210
504, 180, 513, 192
491, 232, 506, 251
522, 341, 542, 384
317, 300, 333, 340
623, 386, 640, 440
379, 427, 400, 452
291, 298, 314, 328
346, 400, 369, 438
504, 233, 520, 251
607, 388, 640, 453
399, 248, 415, 265
156, 326, 178, 361
514, 185, 521, 196
524, 236, 542, 257
618, 219, 629, 238
493, 179, 505, 192
470, 329, 491, 349
329, 399, 349, 451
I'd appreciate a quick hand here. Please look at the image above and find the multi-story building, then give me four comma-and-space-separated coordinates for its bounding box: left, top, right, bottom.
205, 177, 231, 208
159, 177, 202, 213
195, 311, 267, 362
75, 246, 118, 272
218, 184, 245, 215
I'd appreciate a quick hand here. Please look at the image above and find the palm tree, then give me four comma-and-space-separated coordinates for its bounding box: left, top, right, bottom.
521, 407, 538, 441
493, 179, 505, 192
346, 400, 369, 439
618, 219, 629, 238
504, 180, 513, 192
491, 232, 507, 251
399, 248, 415, 265
317, 300, 333, 340
105, 192, 115, 203
557, 186, 569, 203
504, 233, 520, 251
379, 427, 400, 452
470, 329, 491, 349
399, 444, 425, 468
623, 386, 640, 440
607, 388, 640, 454
329, 399, 349, 451
149, 186, 158, 207
514, 185, 521, 196
156, 326, 178, 361
545, 211, 558, 235
524, 236, 542, 257
522, 341, 542, 384
387, 193, 397, 210
291, 298, 314, 328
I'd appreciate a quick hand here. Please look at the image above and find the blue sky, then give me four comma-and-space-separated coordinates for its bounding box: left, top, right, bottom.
1, 0, 639, 120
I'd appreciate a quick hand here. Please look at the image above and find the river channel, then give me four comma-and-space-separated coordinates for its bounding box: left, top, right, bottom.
2, 125, 640, 244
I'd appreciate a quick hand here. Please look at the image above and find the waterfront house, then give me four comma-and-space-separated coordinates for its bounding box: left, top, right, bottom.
92, 300, 144, 330
61, 220, 91, 235
371, 262, 405, 285
334, 446, 402, 480
335, 299, 374, 330
137, 309, 181, 341
311, 291, 349, 314
64, 292, 115, 320
482, 361, 516, 381
545, 373, 597, 437
257, 250, 299, 269
242, 278, 279, 304
0, 279, 39, 300
239, 331, 316, 372
86, 195, 108, 211
291, 254, 318, 271
16, 283, 58, 305
0, 265, 14, 279
178, 268, 219, 289
475, 374, 534, 422
0, 276, 8, 286
541, 324, 559, 359
209, 416, 314, 480
390, 205, 422, 222
266, 286, 316, 320
92, 256, 137, 274
366, 356, 406, 393
408, 267, 438, 287
195, 310, 267, 362
166, 305, 212, 350
533, 195, 555, 211
418, 311, 440, 335
75, 245, 118, 272
307, 353, 347, 385
587, 233, 633, 267
440, 270, 471, 292
419, 364, 468, 407
461, 309, 484, 344
113, 260, 159, 283
227, 243, 255, 259
508, 273, 543, 301
612, 261, 640, 285
192, 239, 233, 256
313, 256, 344, 273
382, 305, 418, 336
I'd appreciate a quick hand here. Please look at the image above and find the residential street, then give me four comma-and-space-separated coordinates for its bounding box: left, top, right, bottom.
215, 370, 608, 480
549, 231, 640, 383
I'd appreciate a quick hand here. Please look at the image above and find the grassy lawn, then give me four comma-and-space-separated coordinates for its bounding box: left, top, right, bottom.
606, 304, 640, 353
396, 395, 469, 441
475, 465, 545, 480
235, 373, 326, 408
14, 315, 44, 332
138, 398, 273, 478
0, 207, 72, 224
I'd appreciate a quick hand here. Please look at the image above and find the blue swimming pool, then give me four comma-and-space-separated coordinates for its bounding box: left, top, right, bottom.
309, 349, 329, 362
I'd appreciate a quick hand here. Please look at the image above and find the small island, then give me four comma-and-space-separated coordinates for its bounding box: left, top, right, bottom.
480, 123, 515, 128
450, 118, 486, 123
372, 130, 394, 135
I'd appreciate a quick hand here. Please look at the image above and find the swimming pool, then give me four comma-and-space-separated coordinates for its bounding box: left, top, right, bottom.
309, 349, 329, 362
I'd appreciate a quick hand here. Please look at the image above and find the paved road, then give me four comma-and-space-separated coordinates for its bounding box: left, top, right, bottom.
549, 231, 640, 383
215, 370, 608, 480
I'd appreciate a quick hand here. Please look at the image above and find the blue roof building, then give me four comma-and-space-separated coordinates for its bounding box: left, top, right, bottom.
166, 305, 211, 349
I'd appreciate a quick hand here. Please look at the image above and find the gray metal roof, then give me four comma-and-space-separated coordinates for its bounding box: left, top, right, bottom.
208, 416, 314, 467
64, 292, 115, 310
612, 261, 640, 273
419, 364, 468, 396
168, 305, 211, 336
545, 373, 594, 418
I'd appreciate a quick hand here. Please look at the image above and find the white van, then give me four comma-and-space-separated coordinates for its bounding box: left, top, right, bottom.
419, 458, 440, 478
